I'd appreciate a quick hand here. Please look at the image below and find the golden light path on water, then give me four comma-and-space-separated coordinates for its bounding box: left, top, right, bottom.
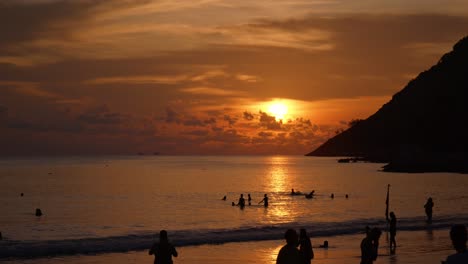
266, 156, 292, 221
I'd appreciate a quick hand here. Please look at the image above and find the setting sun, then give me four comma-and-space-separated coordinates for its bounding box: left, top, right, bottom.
268, 102, 288, 120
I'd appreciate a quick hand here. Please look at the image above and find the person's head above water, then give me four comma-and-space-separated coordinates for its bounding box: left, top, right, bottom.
284, 229, 299, 245
450, 225, 467, 252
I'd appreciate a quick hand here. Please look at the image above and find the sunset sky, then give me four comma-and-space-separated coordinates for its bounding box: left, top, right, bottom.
1, 0, 468, 155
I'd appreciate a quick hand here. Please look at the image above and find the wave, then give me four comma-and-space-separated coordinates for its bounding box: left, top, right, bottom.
1, 214, 467, 259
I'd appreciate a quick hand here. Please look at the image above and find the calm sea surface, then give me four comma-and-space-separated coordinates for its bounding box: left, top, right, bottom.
0, 156, 467, 258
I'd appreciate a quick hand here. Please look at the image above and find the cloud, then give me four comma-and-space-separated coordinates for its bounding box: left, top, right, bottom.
86, 75, 190, 85
243, 111, 254, 120
181, 87, 244, 96
77, 105, 126, 125
165, 107, 182, 123
236, 74, 261, 83
217, 25, 333, 51
183, 117, 205, 127
183, 129, 209, 136
259, 111, 282, 130
191, 70, 229, 82
223, 115, 238, 126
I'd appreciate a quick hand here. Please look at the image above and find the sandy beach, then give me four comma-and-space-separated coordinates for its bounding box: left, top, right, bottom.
2, 229, 455, 264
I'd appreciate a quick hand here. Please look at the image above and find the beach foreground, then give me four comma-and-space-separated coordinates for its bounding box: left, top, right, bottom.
2, 229, 455, 264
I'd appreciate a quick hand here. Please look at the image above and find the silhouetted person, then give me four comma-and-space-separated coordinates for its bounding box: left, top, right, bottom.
330, 193, 334, 199
389, 212, 397, 251
276, 229, 302, 264
237, 194, 245, 208
444, 225, 468, 264
259, 194, 269, 207
360, 227, 382, 264
222, 195, 226, 201
291, 189, 302, 195
345, 194, 349, 199
248, 194, 252, 205
424, 197, 434, 222
305, 191, 315, 199
299, 229, 314, 264
35, 208, 42, 217
319, 240, 328, 248
365, 226, 370, 236
20, 193, 24, 197
149, 230, 178, 264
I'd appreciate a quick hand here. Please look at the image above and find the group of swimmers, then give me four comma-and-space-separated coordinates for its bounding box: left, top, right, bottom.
222, 193, 269, 208
222, 189, 350, 209
291, 189, 349, 199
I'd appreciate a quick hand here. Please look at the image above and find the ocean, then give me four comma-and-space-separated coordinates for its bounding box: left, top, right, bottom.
0, 156, 467, 262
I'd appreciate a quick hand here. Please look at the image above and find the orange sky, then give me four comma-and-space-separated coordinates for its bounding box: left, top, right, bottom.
1, 0, 468, 155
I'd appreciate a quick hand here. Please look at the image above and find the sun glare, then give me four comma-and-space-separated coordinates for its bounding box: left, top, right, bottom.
268, 102, 288, 120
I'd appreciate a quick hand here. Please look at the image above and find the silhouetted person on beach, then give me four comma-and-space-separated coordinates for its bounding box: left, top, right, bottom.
299, 229, 314, 264
345, 194, 349, 199
444, 225, 468, 264
149, 230, 178, 264
248, 194, 252, 205
222, 195, 226, 201
237, 194, 245, 208
330, 193, 334, 199
360, 227, 382, 264
259, 194, 269, 207
424, 197, 434, 222
389, 212, 397, 251
276, 229, 303, 264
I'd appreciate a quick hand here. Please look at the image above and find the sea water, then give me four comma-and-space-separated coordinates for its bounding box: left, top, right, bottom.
1, 156, 467, 259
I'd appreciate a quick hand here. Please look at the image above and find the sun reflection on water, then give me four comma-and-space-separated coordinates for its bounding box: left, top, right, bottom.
268, 157, 288, 193
266, 156, 294, 222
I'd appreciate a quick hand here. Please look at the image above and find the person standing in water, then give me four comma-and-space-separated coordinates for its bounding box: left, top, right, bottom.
149, 230, 178, 264
299, 229, 314, 264
444, 224, 468, 264
259, 194, 269, 207
237, 194, 245, 208
389, 212, 397, 251
424, 197, 434, 222
360, 227, 382, 264
276, 229, 303, 264
248, 194, 252, 205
